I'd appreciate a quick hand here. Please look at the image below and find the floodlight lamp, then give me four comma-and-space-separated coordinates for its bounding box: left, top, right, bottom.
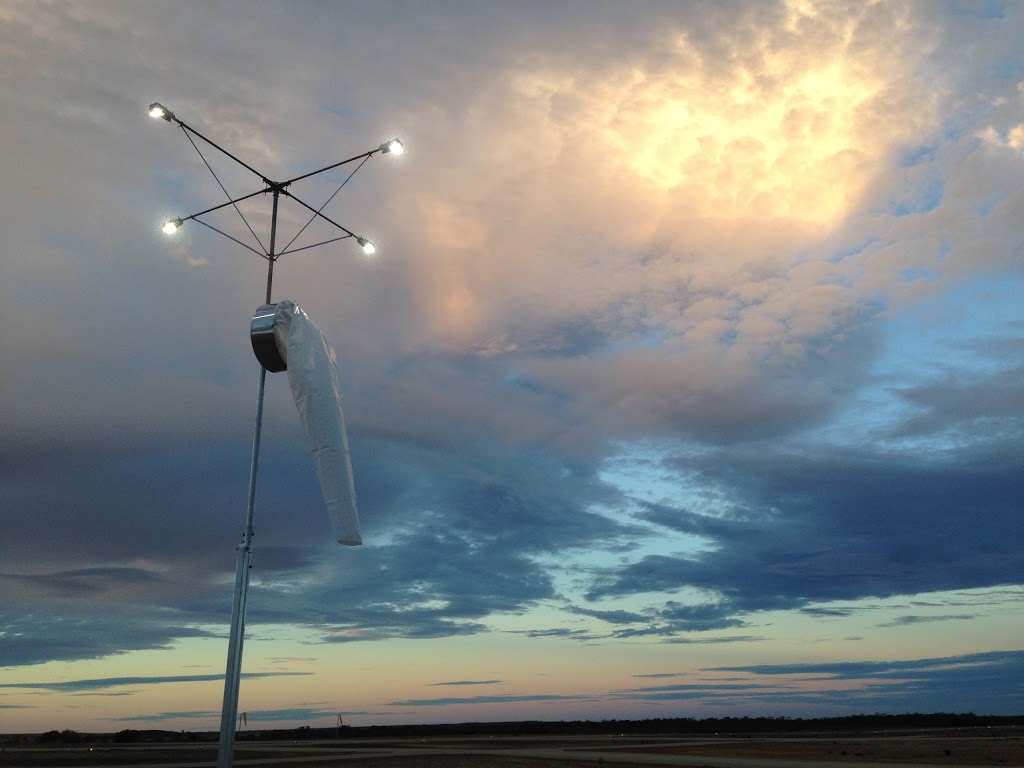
162, 218, 183, 235
357, 237, 376, 255
149, 102, 173, 121
380, 139, 404, 156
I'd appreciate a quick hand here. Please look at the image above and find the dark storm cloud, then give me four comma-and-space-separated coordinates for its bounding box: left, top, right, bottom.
0, 416, 634, 660
14, 359, 1018, 659
888, 364, 1024, 440
260, 461, 632, 642
587, 440, 1024, 629
0, 567, 162, 597
0, 613, 219, 668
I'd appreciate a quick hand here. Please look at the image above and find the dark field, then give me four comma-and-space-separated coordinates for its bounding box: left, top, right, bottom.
3, 729, 1024, 767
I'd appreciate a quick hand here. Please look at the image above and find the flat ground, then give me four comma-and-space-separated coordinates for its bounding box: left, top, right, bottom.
3, 728, 1023, 767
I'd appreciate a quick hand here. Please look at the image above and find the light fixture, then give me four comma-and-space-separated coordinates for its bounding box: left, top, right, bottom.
357, 236, 376, 255
380, 138, 404, 156
162, 218, 183, 235
149, 102, 173, 121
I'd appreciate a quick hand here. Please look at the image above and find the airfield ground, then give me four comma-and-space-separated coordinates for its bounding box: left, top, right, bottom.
3, 727, 1023, 768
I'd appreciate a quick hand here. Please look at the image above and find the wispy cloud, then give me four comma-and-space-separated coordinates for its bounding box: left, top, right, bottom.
0, 672, 311, 693
614, 651, 1024, 712
663, 635, 765, 645
631, 673, 685, 679
389, 694, 592, 707
112, 711, 216, 723
877, 614, 975, 627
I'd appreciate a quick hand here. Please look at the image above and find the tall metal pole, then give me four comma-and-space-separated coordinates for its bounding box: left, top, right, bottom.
216, 188, 280, 768
150, 104, 395, 763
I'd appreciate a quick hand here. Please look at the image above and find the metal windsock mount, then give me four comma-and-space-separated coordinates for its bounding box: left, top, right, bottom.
250, 300, 362, 546
251, 304, 288, 372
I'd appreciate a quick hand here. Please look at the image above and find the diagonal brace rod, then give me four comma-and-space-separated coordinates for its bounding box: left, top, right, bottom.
279, 149, 380, 186
171, 117, 271, 183
181, 126, 268, 255
193, 218, 268, 259
278, 233, 353, 257
282, 190, 358, 238
178, 187, 269, 226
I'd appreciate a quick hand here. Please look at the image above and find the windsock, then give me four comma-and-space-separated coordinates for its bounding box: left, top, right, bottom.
270, 300, 362, 546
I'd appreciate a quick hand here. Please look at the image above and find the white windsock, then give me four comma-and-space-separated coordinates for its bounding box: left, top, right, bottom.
272, 300, 362, 546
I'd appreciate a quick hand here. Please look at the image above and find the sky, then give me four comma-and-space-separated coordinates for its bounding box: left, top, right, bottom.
1, 0, 1023, 733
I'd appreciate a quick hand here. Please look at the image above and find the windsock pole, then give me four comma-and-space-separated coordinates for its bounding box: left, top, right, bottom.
216, 188, 281, 768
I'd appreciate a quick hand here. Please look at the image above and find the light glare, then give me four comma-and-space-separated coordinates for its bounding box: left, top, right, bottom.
162, 219, 182, 235
148, 102, 173, 122
382, 139, 404, 156
358, 237, 376, 255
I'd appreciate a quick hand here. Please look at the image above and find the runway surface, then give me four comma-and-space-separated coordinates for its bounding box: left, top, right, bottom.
3, 730, 1020, 768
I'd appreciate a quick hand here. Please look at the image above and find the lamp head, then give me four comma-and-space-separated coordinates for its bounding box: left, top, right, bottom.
357, 236, 376, 255
380, 138, 404, 156
149, 102, 174, 121
162, 218, 183, 235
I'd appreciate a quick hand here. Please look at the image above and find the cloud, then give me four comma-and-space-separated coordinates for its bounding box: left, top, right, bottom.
707, 649, 1024, 683
632, 673, 685, 679
887, 363, 1024, 442
663, 635, 765, 645
430, 680, 504, 687
511, 628, 599, 640
0, 612, 220, 668
615, 683, 780, 701
0, 0, 1021, 705
614, 651, 1024, 713
389, 694, 591, 708
112, 711, 216, 723
111, 707, 399, 723
877, 614, 975, 627
0, 567, 164, 598
568, 606, 648, 625
0, 672, 310, 693
585, 441, 1024, 632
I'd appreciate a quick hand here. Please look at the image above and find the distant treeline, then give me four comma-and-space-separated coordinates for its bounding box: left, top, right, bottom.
7, 712, 1024, 744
